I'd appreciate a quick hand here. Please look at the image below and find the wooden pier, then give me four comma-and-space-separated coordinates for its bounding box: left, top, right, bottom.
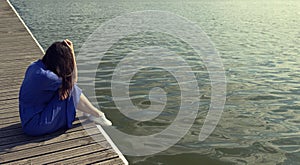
0, 0, 128, 164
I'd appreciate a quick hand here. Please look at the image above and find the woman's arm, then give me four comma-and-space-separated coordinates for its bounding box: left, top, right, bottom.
64, 39, 78, 83
73, 56, 78, 83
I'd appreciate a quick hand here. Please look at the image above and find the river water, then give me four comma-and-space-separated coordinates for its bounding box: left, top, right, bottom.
10, 0, 300, 164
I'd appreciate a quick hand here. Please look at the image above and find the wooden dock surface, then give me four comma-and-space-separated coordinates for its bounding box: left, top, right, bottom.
0, 0, 128, 164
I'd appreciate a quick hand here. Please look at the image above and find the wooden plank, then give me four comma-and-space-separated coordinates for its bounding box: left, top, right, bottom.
0, 50, 40, 56
0, 55, 38, 62
0, 102, 19, 111
49, 149, 119, 165
0, 57, 36, 63
0, 122, 20, 131
0, 117, 87, 139
6, 141, 112, 164
0, 48, 40, 55
0, 110, 18, 117
0, 19, 24, 26
0, 121, 20, 130
0, 13, 20, 19
0, 69, 25, 74
0, 47, 40, 53
0, 116, 19, 125
0, 31, 28, 36
0, 70, 26, 75
0, 105, 18, 112
0, 99, 18, 107
0, 134, 105, 164
0, 111, 19, 119
0, 38, 39, 46
95, 157, 125, 165
0, 94, 19, 102
0, 88, 19, 94
0, 63, 32, 69
0, 83, 22, 91
0, 120, 92, 151
0, 75, 25, 81
0, 123, 93, 153
0, 96, 19, 103
0, 32, 24, 37
0, 102, 19, 112
0, 121, 19, 129
0, 126, 92, 152
0, 39, 37, 47
0, 127, 23, 139
0, 56, 39, 62
0, 90, 19, 98
0, 118, 87, 146
0, 77, 23, 83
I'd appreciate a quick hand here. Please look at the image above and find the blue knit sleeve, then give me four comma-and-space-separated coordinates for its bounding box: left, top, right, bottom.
38, 69, 62, 91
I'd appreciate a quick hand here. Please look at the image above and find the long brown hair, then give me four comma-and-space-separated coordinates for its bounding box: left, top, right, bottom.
42, 42, 74, 100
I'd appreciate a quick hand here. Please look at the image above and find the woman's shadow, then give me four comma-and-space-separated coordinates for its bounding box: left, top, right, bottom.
0, 117, 90, 155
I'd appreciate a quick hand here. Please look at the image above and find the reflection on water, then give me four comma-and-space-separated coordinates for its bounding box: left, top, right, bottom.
11, 0, 300, 164
95, 32, 208, 137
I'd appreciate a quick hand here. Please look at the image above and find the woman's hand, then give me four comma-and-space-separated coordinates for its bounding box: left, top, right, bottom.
63, 39, 75, 56
63, 39, 78, 83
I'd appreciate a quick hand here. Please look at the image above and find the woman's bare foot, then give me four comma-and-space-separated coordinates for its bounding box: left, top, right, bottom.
88, 113, 112, 126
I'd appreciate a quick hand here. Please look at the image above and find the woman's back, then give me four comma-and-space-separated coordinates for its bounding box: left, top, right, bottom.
19, 59, 62, 129
20, 60, 62, 106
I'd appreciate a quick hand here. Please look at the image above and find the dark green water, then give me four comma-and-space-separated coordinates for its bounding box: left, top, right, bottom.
10, 0, 300, 164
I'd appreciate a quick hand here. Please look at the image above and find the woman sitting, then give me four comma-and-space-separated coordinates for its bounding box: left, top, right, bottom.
19, 39, 111, 136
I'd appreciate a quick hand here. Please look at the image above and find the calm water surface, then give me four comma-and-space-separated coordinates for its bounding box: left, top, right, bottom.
10, 0, 300, 164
